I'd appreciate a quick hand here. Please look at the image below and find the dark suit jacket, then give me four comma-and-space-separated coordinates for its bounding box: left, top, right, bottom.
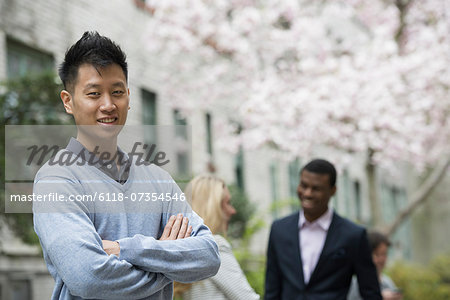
264, 211, 382, 300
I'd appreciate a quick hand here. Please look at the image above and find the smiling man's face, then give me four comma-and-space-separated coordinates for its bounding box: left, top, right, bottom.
61, 63, 130, 143
297, 170, 336, 222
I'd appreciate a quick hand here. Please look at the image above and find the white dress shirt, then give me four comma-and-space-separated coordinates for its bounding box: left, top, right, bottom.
298, 208, 333, 284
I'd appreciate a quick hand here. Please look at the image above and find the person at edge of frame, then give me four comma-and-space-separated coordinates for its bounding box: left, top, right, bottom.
32, 31, 220, 300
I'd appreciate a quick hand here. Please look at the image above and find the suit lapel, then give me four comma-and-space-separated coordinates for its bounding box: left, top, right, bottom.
307, 212, 342, 286
288, 212, 305, 288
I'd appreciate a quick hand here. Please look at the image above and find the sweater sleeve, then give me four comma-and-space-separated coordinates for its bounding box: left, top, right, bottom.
33, 173, 172, 299
209, 236, 260, 300
117, 175, 220, 283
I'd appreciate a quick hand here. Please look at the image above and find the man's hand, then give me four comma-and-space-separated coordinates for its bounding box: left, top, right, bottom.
102, 240, 120, 256
159, 213, 192, 241
102, 214, 192, 255
382, 290, 403, 300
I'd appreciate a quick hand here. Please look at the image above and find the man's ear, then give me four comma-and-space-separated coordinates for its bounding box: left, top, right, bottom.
330, 186, 337, 197
60, 90, 73, 114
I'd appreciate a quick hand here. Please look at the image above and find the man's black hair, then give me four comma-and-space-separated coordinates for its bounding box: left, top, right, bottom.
58, 31, 128, 92
368, 231, 391, 252
301, 159, 337, 187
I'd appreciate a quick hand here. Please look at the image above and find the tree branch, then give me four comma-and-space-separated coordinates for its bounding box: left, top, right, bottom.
394, 0, 413, 54
383, 155, 450, 236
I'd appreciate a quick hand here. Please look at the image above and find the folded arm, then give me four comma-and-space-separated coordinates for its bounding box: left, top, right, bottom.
115, 171, 220, 283
102, 213, 193, 256
33, 176, 172, 299
117, 211, 220, 282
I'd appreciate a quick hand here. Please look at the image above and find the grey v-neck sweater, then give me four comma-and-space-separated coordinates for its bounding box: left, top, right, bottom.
33, 148, 220, 300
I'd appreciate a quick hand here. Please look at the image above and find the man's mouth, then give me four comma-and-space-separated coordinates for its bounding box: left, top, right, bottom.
302, 199, 315, 208
97, 117, 118, 124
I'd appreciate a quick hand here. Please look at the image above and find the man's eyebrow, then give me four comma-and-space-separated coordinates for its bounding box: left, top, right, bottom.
112, 82, 126, 88
83, 83, 101, 91
82, 82, 126, 91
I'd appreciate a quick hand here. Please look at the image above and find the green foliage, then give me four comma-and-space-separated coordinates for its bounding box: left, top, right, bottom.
431, 252, 450, 284
1, 71, 71, 244
234, 246, 266, 297
222, 185, 266, 297
388, 262, 442, 300
232, 195, 300, 298
269, 197, 299, 216
388, 253, 450, 300
1, 71, 70, 125
232, 214, 267, 298
227, 184, 256, 239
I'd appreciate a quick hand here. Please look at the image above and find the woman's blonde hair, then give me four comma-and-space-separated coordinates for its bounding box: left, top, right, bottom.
174, 174, 228, 297
184, 174, 227, 235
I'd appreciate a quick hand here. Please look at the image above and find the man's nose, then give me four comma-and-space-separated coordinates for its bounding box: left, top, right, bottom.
303, 188, 313, 197
100, 95, 115, 112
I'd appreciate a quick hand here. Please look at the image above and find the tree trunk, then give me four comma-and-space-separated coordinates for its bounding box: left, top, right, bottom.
366, 149, 382, 227
382, 156, 450, 237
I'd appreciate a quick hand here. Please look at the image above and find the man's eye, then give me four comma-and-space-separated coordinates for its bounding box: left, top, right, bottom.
87, 92, 100, 96
113, 90, 125, 95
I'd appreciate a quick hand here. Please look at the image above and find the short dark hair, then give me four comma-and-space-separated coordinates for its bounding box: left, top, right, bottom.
301, 159, 337, 187
368, 231, 391, 252
58, 31, 128, 92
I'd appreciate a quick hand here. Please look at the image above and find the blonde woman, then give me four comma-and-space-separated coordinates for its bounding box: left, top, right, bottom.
178, 174, 260, 300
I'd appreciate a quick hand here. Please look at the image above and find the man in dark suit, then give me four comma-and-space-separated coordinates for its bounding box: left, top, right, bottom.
265, 159, 382, 300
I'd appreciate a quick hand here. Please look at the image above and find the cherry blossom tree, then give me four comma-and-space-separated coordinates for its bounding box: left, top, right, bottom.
144, 0, 450, 234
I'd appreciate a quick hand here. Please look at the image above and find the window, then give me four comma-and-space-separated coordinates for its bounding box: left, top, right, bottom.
384, 186, 411, 259
340, 169, 351, 217
382, 185, 406, 222
390, 186, 401, 213
173, 110, 189, 175
234, 146, 245, 191
7, 38, 54, 78
270, 162, 279, 218
234, 124, 245, 191
353, 180, 362, 221
141, 89, 157, 144
288, 159, 301, 211
10, 279, 31, 300
205, 113, 213, 156
174, 109, 187, 139
141, 89, 157, 125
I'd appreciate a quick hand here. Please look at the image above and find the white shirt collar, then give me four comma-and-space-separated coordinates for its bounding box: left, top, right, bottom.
298, 208, 333, 231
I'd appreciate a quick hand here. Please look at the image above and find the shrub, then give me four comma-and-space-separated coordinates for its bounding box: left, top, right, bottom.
388, 256, 450, 300
234, 247, 266, 297
227, 184, 256, 239
1, 72, 71, 244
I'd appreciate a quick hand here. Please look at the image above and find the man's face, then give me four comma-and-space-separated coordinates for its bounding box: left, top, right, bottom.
61, 63, 129, 140
297, 170, 336, 221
